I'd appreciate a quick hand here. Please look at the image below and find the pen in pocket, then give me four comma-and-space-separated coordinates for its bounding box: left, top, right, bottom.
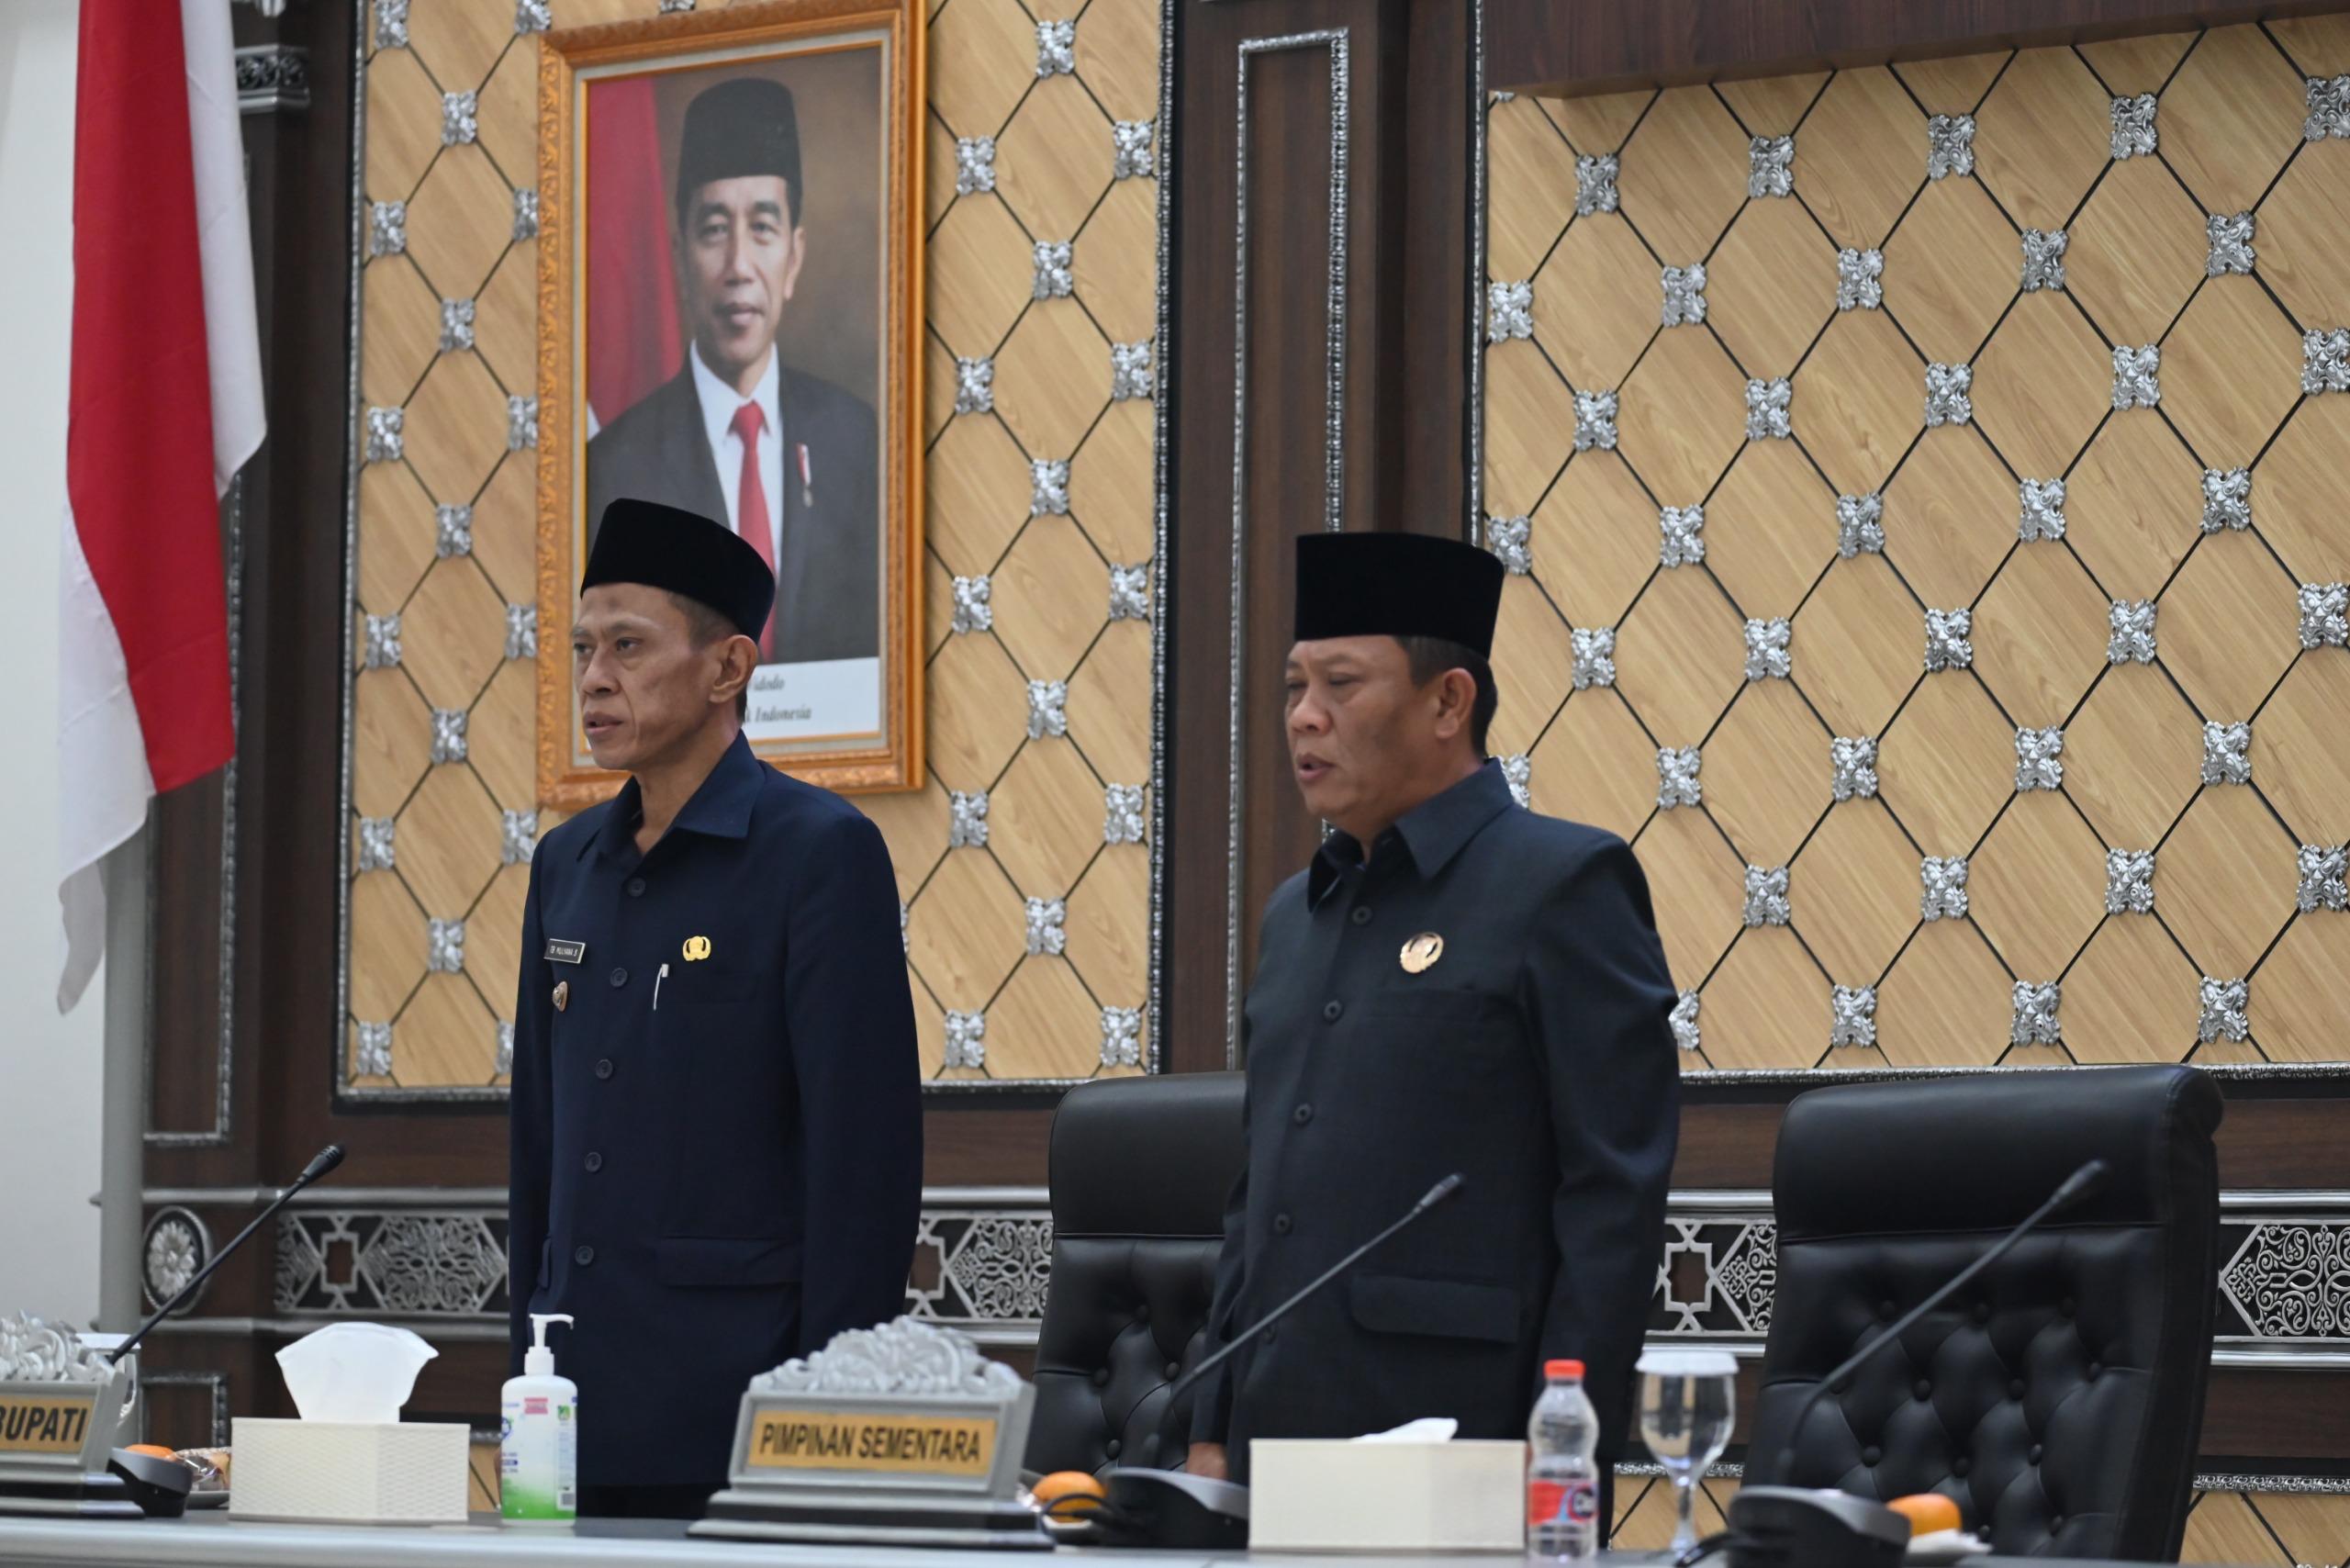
655, 962, 668, 1011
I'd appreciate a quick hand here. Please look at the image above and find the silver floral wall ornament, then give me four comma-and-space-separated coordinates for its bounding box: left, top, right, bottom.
1836, 248, 1883, 311
2016, 725, 2065, 791
2199, 977, 2250, 1043
513, 188, 539, 241
431, 709, 468, 765
1024, 897, 1067, 956
2302, 327, 2350, 394
899, 901, 910, 955
1573, 388, 1618, 451
365, 407, 403, 463
1108, 562, 1150, 622
358, 817, 396, 872
955, 137, 996, 196
1572, 627, 1617, 689
1486, 280, 1534, 342
1030, 458, 1070, 517
1575, 153, 1619, 216
1831, 735, 1878, 801
1742, 864, 1791, 927
495, 1021, 515, 1077
1658, 745, 1703, 809
1748, 134, 1795, 198
2297, 843, 2347, 912
505, 602, 537, 660
439, 297, 476, 353
1103, 783, 1145, 846
1830, 985, 1876, 1048
1026, 679, 1069, 739
1921, 856, 1969, 921
374, 0, 408, 49
1669, 991, 1702, 1052
515, 0, 551, 35
658, 0, 695, 10
2305, 74, 2350, 140
2112, 343, 2161, 409
2106, 848, 2156, 914
1744, 617, 1793, 680
2011, 981, 2062, 1046
442, 91, 478, 146
364, 612, 403, 669
1485, 514, 1532, 575
1661, 263, 1707, 327
944, 1011, 987, 1070
1110, 342, 1155, 401
2019, 476, 2066, 541
2301, 582, 2350, 647
1100, 1007, 1143, 1069
2201, 466, 2252, 532
432, 503, 474, 560
1033, 241, 1074, 300
1745, 377, 1793, 441
2109, 94, 2157, 159
1112, 120, 1155, 180
1836, 492, 1885, 557
427, 917, 466, 974
1924, 607, 1973, 671
954, 356, 993, 415
950, 575, 992, 633
1501, 754, 1532, 809
2020, 228, 2068, 292
1926, 113, 1975, 179
501, 810, 536, 866
2202, 721, 2252, 785
1035, 18, 1075, 77
1924, 362, 1972, 425
368, 200, 406, 257
948, 790, 990, 849
2107, 599, 2157, 665
508, 395, 539, 451
2207, 211, 2255, 276
1660, 504, 1706, 566
356, 1022, 394, 1079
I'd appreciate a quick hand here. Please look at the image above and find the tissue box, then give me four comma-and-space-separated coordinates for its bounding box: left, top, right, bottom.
1248, 1439, 1527, 1552
229, 1419, 470, 1525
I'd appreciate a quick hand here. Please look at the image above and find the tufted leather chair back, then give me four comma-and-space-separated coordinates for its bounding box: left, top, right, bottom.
1747, 1065, 2222, 1562
1023, 1072, 1247, 1477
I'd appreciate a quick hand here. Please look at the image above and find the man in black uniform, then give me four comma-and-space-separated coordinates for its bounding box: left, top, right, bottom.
1186, 532, 1678, 1495
508, 498, 921, 1518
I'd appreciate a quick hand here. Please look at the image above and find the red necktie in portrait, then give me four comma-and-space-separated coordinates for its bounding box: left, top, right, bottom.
730, 400, 777, 657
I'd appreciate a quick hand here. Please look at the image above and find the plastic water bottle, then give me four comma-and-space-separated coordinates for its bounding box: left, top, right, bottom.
1528, 1358, 1601, 1561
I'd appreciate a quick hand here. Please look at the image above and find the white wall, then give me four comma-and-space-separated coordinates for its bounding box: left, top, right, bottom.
0, 0, 106, 1327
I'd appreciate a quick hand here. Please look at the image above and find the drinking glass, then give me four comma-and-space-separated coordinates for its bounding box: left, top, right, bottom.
1638, 1349, 1738, 1559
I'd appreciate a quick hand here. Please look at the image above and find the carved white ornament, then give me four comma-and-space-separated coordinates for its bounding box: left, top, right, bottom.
1572, 627, 1616, 690
1660, 504, 1706, 566
501, 810, 536, 866
358, 817, 396, 872
900, 902, 910, 956
431, 709, 467, 765
2015, 725, 2065, 791
1103, 783, 1145, 846
1924, 362, 1972, 426
951, 575, 992, 634
2298, 844, 2348, 912
955, 137, 995, 196
1836, 492, 1885, 557
1926, 114, 1975, 179
2202, 466, 2252, 532
145, 1216, 201, 1305
1742, 864, 1791, 927
1485, 514, 1531, 575
496, 1021, 515, 1078
1031, 458, 1070, 517
357, 1021, 394, 1078
1745, 377, 1792, 441
1830, 985, 1876, 1048
509, 395, 539, 451
2109, 94, 2157, 159
506, 602, 537, 661
1657, 745, 1702, 809
2308, 74, 2350, 140
1830, 736, 1878, 801
1661, 263, 1707, 327
428, 918, 465, 975
1111, 341, 1155, 401
2019, 476, 2066, 542
2303, 328, 2350, 394
1112, 120, 1155, 180
952, 356, 993, 416
1033, 241, 1074, 300
373, 0, 408, 50
1035, 19, 1075, 77
1836, 248, 1883, 311
2198, 977, 2249, 1043
2207, 211, 2255, 276
514, 0, 550, 31
365, 407, 403, 463
1573, 388, 1618, 451
364, 613, 402, 670
1921, 856, 1969, 921
1101, 1006, 1143, 1069
2300, 582, 2349, 648
1486, 280, 1534, 342
368, 200, 406, 257
1744, 617, 1792, 681
2011, 981, 2062, 1046
1024, 897, 1067, 956
512, 188, 539, 241
944, 1011, 987, 1070
1109, 562, 1150, 622
1748, 134, 1794, 198
2106, 848, 2156, 914
1669, 991, 1702, 1053
435, 503, 472, 557
2202, 721, 2252, 786
1576, 153, 1619, 216
1500, 754, 1532, 809
2020, 228, 2067, 292
1027, 679, 1069, 739
2108, 599, 2157, 665
949, 790, 989, 849
442, 91, 477, 146
0, 1314, 115, 1383
660, 0, 696, 9
2112, 343, 2161, 409
755, 1318, 1023, 1396
1924, 607, 1973, 671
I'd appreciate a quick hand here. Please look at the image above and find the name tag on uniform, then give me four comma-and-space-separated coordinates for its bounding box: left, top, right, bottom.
544, 939, 587, 965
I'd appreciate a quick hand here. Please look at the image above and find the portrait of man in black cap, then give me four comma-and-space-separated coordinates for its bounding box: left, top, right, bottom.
584, 71, 882, 670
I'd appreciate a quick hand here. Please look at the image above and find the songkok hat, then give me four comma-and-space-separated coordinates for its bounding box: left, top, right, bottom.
1293, 532, 1505, 658
676, 76, 801, 228
582, 498, 775, 640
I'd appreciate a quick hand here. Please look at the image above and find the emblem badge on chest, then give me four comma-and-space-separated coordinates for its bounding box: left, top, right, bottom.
1399, 933, 1445, 974
683, 935, 712, 961
553, 980, 569, 1013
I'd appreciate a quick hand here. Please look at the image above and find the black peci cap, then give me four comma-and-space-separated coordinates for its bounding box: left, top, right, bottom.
675, 76, 801, 229
1292, 532, 1505, 657
582, 498, 775, 639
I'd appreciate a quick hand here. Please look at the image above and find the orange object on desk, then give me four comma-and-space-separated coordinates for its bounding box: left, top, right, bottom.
1888, 1494, 1964, 1536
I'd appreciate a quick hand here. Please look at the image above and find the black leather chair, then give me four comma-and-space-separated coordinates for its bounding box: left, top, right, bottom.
1023, 1071, 1246, 1477
1746, 1065, 2222, 1561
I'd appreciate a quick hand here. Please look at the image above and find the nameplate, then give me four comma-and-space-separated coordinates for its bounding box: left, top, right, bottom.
543, 939, 586, 965
0, 1392, 95, 1456
744, 1405, 997, 1480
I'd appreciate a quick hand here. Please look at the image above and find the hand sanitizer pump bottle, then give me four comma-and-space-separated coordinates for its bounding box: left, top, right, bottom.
500, 1314, 577, 1525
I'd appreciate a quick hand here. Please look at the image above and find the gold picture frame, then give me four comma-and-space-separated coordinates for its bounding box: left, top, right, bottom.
535, 0, 924, 806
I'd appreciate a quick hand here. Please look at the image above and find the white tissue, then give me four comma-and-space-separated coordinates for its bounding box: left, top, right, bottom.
274, 1323, 437, 1424
1353, 1417, 1459, 1442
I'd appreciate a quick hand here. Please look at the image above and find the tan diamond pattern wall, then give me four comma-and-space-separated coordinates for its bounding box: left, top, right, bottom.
345, 0, 1159, 1091
1484, 18, 2350, 1075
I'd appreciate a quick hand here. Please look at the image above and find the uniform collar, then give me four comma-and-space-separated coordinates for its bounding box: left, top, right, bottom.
582, 731, 763, 859
1306, 759, 1516, 906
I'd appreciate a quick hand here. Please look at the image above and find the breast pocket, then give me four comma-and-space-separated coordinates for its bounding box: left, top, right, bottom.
660, 963, 759, 1008
1355, 987, 1523, 1079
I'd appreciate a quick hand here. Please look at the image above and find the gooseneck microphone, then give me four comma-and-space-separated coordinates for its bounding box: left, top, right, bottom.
110, 1145, 348, 1364
1166, 1171, 1464, 1412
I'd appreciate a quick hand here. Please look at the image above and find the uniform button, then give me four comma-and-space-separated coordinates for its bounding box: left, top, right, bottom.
626, 877, 646, 898
584, 1151, 603, 1173
574, 1245, 596, 1267
609, 967, 628, 988
1104, 1439, 1122, 1460
1262, 1327, 1278, 1346
1292, 1104, 1314, 1126
1862, 1447, 1882, 1467
2029, 1445, 2043, 1465
1322, 1000, 1343, 1023
594, 1058, 614, 1081
1273, 1214, 1293, 1236
1349, 907, 1371, 925
1915, 1380, 1931, 1401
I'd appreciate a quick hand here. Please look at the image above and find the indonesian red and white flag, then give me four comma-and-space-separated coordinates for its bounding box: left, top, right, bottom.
57, 0, 264, 1012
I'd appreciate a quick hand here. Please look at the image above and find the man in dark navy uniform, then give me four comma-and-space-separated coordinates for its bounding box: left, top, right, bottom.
508, 498, 920, 1518
1185, 532, 1679, 1501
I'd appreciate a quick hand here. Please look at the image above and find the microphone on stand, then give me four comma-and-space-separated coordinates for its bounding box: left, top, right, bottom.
109, 1145, 347, 1365
1718, 1159, 2111, 1568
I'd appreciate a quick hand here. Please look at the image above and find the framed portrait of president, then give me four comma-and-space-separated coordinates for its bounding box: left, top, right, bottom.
535, 0, 923, 802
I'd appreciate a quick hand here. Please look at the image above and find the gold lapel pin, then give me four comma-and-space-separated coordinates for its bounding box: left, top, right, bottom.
1400, 933, 1445, 974
683, 935, 712, 962
553, 980, 569, 1013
